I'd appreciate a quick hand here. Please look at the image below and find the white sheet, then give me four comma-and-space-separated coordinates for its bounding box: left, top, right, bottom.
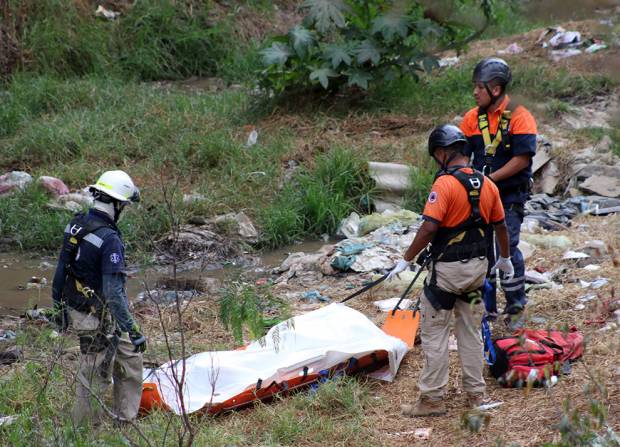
143, 303, 408, 414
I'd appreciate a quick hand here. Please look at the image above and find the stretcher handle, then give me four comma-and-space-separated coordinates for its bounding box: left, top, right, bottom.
340, 273, 389, 303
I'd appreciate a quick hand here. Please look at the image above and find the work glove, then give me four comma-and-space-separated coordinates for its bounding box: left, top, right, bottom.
492, 256, 514, 280
387, 259, 410, 281
129, 324, 147, 353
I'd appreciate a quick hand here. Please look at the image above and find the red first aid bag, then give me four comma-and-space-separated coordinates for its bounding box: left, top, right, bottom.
489, 328, 584, 387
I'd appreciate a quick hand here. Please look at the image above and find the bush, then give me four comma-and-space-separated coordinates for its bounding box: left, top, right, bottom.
259, 0, 496, 94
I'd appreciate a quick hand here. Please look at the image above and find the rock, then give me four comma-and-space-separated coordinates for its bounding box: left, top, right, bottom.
0, 346, 22, 365
0, 171, 32, 196
539, 161, 560, 195
213, 212, 258, 243
38, 176, 69, 196
579, 175, 620, 198
595, 135, 613, 152
532, 141, 552, 173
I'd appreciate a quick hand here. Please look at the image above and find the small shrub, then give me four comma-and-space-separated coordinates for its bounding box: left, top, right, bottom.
219, 282, 290, 343
259, 0, 497, 94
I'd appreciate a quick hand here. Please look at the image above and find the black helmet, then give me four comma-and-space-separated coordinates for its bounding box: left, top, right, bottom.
472, 58, 512, 86
428, 124, 467, 156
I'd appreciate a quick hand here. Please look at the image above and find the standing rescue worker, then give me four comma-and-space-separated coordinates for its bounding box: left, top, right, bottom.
389, 125, 513, 416
52, 170, 146, 425
460, 58, 537, 330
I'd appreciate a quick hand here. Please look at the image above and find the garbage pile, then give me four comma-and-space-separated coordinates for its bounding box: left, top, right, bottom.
536, 26, 610, 61
524, 194, 620, 230
273, 209, 420, 285
0, 171, 93, 212
155, 211, 260, 269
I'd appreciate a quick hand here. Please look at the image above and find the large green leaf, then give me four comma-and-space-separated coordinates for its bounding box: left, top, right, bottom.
323, 43, 351, 69
309, 67, 339, 89
302, 0, 349, 33
371, 12, 410, 41
355, 40, 381, 65
422, 56, 439, 74
261, 42, 292, 66
289, 25, 315, 58
347, 70, 373, 90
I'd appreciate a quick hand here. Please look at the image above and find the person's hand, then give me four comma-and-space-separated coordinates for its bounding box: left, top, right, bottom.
387, 259, 410, 281
129, 324, 147, 353
492, 256, 514, 280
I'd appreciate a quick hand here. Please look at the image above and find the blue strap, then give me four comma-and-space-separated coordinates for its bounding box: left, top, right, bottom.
481, 315, 496, 365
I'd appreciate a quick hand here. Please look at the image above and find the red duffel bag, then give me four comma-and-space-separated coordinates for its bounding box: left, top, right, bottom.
489, 328, 584, 387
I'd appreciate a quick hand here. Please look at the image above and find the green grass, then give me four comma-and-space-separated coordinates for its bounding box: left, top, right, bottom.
3, 0, 253, 82
259, 147, 375, 248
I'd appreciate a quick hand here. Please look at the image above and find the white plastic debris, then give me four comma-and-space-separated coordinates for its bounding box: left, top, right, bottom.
574, 304, 586, 311
498, 42, 524, 55
563, 250, 590, 260
582, 264, 601, 271
438, 56, 459, 67
477, 401, 504, 411
373, 297, 412, 312
246, 129, 258, 147
95, 5, 120, 20
577, 294, 597, 302
414, 427, 432, 440
337, 212, 361, 239
548, 30, 581, 48
0, 415, 17, 427
448, 335, 458, 351
585, 43, 607, 54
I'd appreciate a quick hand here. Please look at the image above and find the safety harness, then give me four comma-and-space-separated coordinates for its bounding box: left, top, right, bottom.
477, 100, 515, 175
423, 167, 490, 311
61, 213, 114, 313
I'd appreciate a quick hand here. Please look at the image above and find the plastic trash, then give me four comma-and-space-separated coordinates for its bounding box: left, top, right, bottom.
585, 43, 607, 53
246, 129, 258, 147
0, 171, 33, 195
438, 56, 459, 67
373, 297, 412, 312
358, 209, 418, 236
330, 255, 355, 271
302, 290, 330, 303
336, 212, 361, 239
414, 428, 432, 440
583, 264, 601, 271
498, 42, 523, 55
477, 401, 503, 411
548, 30, 581, 48
38, 176, 69, 196
0, 330, 17, 342
95, 5, 120, 20
563, 250, 590, 260
522, 234, 572, 249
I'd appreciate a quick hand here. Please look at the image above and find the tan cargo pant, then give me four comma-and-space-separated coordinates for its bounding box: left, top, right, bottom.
418, 258, 487, 399
69, 310, 143, 425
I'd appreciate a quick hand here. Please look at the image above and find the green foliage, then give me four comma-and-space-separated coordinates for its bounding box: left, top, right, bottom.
259, 147, 374, 248
0, 185, 73, 251
259, 0, 497, 93
219, 282, 290, 343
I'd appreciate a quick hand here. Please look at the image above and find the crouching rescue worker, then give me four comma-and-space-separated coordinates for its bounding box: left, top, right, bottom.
52, 170, 146, 425
388, 125, 514, 416
460, 58, 538, 330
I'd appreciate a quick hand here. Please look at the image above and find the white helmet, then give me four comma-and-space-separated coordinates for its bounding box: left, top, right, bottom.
89, 170, 140, 203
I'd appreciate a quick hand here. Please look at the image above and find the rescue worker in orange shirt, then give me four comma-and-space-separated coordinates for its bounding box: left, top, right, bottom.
388, 124, 513, 416
460, 58, 537, 330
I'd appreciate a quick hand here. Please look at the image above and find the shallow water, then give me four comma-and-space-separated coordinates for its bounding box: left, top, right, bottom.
0, 240, 328, 315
